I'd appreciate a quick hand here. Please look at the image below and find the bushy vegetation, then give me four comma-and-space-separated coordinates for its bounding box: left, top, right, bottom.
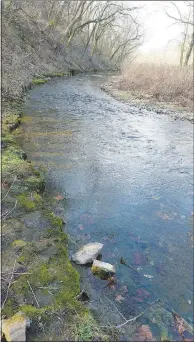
119, 63, 193, 110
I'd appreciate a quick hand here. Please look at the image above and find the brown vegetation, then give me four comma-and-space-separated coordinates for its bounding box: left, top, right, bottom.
118, 63, 193, 110
2, 0, 142, 101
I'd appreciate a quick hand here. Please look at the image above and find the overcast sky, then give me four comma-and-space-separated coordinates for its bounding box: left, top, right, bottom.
130, 1, 192, 63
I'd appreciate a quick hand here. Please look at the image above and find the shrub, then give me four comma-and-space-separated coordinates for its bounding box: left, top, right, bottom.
119, 63, 193, 109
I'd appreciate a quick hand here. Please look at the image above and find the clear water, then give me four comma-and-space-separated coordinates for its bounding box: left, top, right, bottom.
19, 74, 193, 340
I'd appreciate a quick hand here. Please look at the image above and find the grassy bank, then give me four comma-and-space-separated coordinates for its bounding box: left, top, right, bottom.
1, 94, 115, 341
101, 63, 193, 121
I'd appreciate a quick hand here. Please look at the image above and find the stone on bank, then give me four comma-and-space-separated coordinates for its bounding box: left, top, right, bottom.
91, 259, 116, 278
71, 242, 103, 264
2, 312, 30, 342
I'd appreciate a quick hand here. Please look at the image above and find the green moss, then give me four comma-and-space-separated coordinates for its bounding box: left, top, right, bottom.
12, 239, 27, 248
74, 314, 112, 342
75, 316, 95, 341
2, 298, 18, 318
17, 242, 37, 265
32, 78, 47, 85
19, 304, 48, 319
2, 146, 25, 174
38, 263, 54, 285
2, 113, 21, 134
18, 192, 43, 211
47, 212, 63, 229
3, 113, 20, 125
48, 19, 56, 27
91, 265, 110, 280
25, 175, 45, 192
1, 133, 16, 144
13, 244, 81, 313
11, 276, 29, 297
44, 227, 67, 242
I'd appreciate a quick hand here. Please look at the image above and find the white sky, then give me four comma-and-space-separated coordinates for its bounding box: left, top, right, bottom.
129, 1, 192, 63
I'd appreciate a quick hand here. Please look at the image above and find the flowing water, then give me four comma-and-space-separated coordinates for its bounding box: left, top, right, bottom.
19, 74, 193, 340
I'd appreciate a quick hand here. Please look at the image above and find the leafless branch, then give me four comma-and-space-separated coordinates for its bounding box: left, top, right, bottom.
2, 175, 17, 202
2, 260, 17, 309
27, 280, 40, 307
2, 200, 18, 221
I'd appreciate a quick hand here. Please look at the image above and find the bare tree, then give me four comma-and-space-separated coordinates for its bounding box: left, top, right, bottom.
2, 0, 143, 67
165, 1, 194, 65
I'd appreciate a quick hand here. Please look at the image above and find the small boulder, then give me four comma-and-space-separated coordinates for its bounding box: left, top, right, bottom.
91, 259, 116, 279
71, 242, 103, 264
2, 312, 30, 342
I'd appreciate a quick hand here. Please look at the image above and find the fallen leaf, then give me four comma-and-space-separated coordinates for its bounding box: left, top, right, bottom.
136, 288, 151, 298
133, 296, 144, 303
54, 195, 64, 201
133, 251, 147, 265
135, 325, 154, 341
115, 294, 125, 303
173, 313, 187, 335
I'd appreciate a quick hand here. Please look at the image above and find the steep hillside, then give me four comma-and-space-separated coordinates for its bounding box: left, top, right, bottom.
2, 10, 114, 101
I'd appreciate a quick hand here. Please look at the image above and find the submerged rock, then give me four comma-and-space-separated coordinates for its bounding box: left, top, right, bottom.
2, 312, 30, 342
71, 242, 103, 264
91, 259, 116, 279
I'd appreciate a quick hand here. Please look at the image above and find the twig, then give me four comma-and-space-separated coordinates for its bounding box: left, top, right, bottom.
120, 257, 139, 272
2, 260, 17, 309
2, 178, 7, 185
38, 286, 58, 290
116, 299, 161, 329
103, 294, 127, 322
163, 300, 194, 333
5, 272, 32, 276
27, 280, 40, 307
2, 176, 17, 202
99, 309, 109, 321
2, 200, 17, 221
68, 235, 77, 245
75, 289, 85, 300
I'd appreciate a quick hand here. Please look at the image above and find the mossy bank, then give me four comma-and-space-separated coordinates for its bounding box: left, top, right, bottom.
1, 90, 115, 341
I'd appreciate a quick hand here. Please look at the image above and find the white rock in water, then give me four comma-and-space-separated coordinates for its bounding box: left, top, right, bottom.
91, 259, 116, 275
71, 242, 103, 264
144, 274, 153, 279
2, 312, 30, 342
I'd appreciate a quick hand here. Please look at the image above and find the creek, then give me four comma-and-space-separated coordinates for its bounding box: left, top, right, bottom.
18, 73, 193, 340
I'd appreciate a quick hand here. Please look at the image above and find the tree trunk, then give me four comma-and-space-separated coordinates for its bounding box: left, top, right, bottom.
184, 32, 194, 66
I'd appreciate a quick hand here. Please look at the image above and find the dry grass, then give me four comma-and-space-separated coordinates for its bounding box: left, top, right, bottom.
119, 63, 193, 110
